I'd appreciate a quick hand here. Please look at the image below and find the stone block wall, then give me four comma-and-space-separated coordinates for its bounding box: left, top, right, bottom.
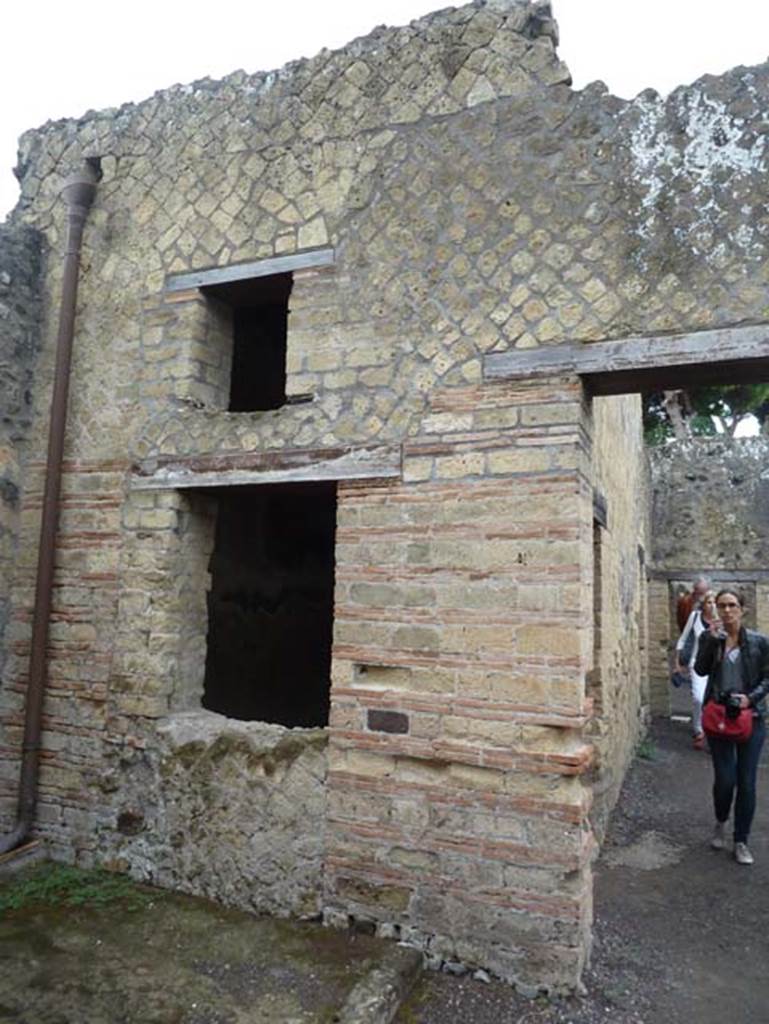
1, 0, 768, 994
0, 223, 42, 686
650, 438, 769, 576
587, 395, 649, 839
94, 712, 328, 918
757, 583, 769, 636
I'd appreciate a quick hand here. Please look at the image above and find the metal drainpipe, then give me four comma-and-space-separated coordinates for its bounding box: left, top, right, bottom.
0, 161, 99, 855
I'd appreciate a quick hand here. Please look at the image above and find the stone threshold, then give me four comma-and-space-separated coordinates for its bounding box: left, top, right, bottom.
335, 943, 422, 1024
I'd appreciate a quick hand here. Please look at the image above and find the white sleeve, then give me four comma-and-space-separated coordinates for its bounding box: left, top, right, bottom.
676, 610, 697, 652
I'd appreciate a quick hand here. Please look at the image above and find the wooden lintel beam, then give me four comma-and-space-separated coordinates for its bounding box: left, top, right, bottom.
484, 325, 769, 395
165, 247, 335, 293
131, 444, 402, 491
648, 567, 769, 582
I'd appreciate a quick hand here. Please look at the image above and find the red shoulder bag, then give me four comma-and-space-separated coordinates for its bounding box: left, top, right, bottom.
702, 700, 753, 743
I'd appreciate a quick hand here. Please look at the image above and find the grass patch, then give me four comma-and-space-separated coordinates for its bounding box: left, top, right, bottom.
0, 862, 152, 913
636, 736, 657, 761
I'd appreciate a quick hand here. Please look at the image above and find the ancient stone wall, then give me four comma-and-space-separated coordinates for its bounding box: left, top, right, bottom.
0, 0, 767, 993
651, 437, 769, 573
0, 4, 599, 994
0, 223, 42, 690
648, 437, 769, 713
587, 395, 649, 839
93, 712, 328, 917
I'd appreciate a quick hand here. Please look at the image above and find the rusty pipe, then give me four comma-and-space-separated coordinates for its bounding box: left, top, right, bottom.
0, 161, 99, 854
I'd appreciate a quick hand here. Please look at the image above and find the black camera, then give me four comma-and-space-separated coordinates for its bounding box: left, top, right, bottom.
720, 692, 743, 719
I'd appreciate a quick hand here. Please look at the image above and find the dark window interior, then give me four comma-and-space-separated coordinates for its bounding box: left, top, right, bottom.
203, 272, 292, 412
202, 482, 337, 726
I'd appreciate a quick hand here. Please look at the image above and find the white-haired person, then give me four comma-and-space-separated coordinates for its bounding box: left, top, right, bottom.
675, 589, 719, 749
676, 575, 709, 633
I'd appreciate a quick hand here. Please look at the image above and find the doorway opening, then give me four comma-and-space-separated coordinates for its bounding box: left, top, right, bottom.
202, 481, 337, 726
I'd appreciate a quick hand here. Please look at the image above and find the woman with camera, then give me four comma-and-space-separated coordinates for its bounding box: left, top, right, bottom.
695, 589, 769, 865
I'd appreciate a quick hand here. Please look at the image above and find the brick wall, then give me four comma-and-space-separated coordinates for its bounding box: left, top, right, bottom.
647, 578, 672, 716
325, 378, 595, 991
0, 459, 123, 850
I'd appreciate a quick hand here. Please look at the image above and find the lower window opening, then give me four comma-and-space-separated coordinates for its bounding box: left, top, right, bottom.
203, 481, 337, 726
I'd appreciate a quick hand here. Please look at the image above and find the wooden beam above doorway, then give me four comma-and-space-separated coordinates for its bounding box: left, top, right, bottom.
165, 248, 335, 294
131, 444, 402, 491
484, 324, 769, 395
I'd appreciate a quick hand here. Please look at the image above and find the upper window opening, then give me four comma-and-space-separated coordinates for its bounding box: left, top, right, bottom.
203, 272, 293, 412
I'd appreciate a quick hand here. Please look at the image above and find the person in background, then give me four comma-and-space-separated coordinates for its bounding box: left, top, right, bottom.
675, 589, 718, 749
695, 589, 769, 866
676, 576, 709, 633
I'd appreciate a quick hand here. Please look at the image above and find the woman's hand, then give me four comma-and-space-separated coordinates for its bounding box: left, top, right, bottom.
736, 693, 750, 709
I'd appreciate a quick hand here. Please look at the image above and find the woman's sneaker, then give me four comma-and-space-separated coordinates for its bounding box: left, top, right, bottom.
711, 822, 726, 850
734, 842, 754, 865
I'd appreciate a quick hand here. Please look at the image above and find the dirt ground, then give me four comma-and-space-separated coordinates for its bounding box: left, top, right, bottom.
0, 883, 401, 1024
397, 711, 769, 1024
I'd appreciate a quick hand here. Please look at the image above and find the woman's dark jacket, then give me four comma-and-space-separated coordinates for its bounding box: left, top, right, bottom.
695, 627, 769, 714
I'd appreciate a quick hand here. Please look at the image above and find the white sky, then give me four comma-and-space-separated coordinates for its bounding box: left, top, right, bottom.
2, 0, 769, 220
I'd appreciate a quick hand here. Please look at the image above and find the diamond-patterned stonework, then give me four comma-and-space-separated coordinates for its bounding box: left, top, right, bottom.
11, 2, 769, 464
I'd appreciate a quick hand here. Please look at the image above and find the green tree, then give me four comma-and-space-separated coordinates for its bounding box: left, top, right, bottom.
643, 384, 769, 444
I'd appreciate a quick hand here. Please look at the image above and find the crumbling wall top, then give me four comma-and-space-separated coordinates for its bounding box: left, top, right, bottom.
13, 1, 569, 217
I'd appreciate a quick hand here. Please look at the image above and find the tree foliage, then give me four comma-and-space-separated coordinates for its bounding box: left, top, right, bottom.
643, 384, 769, 444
